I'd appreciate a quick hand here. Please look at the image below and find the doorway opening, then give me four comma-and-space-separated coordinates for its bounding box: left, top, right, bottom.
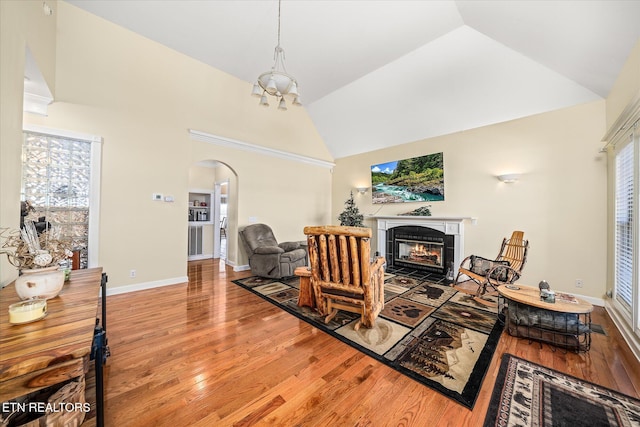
188, 160, 236, 267
216, 181, 228, 260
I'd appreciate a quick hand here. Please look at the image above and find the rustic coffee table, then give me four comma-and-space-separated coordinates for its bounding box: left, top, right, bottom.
498, 284, 593, 352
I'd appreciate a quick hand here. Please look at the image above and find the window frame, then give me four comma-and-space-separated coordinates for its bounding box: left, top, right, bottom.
22, 124, 102, 268
612, 129, 638, 327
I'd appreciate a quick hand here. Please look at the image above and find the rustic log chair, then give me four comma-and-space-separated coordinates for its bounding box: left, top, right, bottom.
297, 225, 386, 331
452, 230, 529, 306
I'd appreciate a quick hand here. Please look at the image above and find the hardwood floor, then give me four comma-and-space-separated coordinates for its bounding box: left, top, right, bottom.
87, 259, 640, 426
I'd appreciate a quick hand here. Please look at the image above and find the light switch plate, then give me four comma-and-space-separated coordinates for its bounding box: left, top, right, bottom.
152, 193, 163, 201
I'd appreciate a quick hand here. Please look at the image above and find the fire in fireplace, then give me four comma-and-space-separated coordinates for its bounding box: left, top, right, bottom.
396, 239, 443, 268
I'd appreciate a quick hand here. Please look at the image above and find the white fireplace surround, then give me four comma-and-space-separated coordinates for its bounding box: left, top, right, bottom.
374, 216, 474, 276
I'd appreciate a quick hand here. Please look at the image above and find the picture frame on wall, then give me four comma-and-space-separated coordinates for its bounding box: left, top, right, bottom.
371, 152, 444, 204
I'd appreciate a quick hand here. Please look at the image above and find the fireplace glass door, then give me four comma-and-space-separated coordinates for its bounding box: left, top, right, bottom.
395, 238, 444, 269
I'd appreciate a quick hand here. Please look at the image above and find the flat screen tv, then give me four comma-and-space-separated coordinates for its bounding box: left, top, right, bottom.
371, 152, 444, 204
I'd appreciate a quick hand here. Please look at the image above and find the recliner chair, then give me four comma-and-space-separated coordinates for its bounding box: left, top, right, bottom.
239, 223, 308, 278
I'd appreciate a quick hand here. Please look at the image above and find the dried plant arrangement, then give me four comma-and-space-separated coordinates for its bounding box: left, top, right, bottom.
1, 222, 73, 270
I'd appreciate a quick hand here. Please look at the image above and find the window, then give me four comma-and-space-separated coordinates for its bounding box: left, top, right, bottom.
609, 114, 639, 349
614, 138, 635, 316
21, 126, 102, 269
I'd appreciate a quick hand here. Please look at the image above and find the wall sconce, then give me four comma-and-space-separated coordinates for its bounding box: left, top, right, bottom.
355, 187, 369, 195
497, 173, 519, 183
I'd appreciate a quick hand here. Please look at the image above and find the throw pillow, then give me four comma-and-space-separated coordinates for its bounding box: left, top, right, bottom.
469, 255, 511, 282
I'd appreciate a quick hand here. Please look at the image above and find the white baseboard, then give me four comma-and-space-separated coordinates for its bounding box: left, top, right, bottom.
187, 253, 213, 261
233, 264, 250, 272
574, 293, 604, 307
604, 301, 640, 363
106, 276, 188, 296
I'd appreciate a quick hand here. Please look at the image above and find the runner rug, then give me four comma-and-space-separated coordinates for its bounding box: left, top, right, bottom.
483, 353, 640, 426
232, 267, 502, 409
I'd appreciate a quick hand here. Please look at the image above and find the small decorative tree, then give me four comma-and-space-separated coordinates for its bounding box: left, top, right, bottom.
338, 191, 364, 227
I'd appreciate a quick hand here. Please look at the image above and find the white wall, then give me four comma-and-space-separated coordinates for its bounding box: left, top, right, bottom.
0, 0, 58, 286
190, 139, 333, 268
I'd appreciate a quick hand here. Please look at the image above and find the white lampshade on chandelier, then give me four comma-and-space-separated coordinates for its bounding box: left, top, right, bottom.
251, 0, 301, 110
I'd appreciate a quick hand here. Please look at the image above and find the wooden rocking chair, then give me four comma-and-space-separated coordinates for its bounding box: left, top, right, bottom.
297, 225, 386, 330
453, 231, 529, 306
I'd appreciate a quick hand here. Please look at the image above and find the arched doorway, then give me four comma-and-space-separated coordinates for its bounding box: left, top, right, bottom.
188, 160, 237, 265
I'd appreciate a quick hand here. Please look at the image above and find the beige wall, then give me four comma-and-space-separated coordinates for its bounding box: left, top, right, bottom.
606, 39, 640, 129
190, 141, 333, 267
333, 101, 608, 300
4, 1, 332, 290
0, 1, 57, 286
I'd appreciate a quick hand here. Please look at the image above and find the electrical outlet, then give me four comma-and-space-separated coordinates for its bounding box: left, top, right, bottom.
130, 269, 136, 278
575, 279, 583, 288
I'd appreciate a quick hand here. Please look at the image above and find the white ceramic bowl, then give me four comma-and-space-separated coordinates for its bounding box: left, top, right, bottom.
15, 267, 65, 300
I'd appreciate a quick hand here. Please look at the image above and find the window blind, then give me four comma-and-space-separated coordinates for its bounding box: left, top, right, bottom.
614, 139, 634, 313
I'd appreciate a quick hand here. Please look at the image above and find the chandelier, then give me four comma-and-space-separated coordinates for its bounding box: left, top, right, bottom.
251, 0, 301, 110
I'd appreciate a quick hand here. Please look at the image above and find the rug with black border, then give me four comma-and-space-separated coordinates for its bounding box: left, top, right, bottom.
232, 267, 503, 409
483, 353, 640, 426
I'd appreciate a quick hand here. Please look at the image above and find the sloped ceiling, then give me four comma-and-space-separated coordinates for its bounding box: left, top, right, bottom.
66, 0, 640, 158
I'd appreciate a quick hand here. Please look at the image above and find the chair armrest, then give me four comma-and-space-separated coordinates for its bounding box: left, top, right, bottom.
278, 241, 301, 252
254, 246, 285, 254
294, 266, 311, 278
370, 256, 386, 273
458, 255, 474, 270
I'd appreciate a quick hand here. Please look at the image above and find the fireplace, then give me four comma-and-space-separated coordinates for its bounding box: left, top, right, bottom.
387, 225, 454, 274
396, 239, 443, 268
375, 216, 470, 277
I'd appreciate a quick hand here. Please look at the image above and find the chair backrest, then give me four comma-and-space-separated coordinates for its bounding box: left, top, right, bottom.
303, 225, 372, 289
497, 230, 529, 274
239, 223, 278, 254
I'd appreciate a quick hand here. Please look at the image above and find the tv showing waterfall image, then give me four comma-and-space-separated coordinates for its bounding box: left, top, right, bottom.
371, 152, 444, 204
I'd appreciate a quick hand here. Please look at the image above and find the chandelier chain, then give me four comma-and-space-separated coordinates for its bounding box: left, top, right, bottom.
277, 0, 281, 48
251, 0, 301, 109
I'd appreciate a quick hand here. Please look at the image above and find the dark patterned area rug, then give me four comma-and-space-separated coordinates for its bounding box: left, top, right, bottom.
484, 353, 640, 426
232, 267, 503, 409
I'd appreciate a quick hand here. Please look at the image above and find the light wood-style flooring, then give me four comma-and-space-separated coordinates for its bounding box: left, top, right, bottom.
86, 259, 640, 426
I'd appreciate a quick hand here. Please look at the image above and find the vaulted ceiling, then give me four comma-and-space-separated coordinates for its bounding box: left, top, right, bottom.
66, 0, 640, 158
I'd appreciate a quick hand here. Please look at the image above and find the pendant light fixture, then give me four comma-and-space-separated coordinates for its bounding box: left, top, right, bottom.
251, 0, 301, 110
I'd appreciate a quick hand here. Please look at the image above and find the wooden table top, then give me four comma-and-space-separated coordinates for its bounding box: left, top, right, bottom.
0, 267, 103, 401
497, 283, 593, 314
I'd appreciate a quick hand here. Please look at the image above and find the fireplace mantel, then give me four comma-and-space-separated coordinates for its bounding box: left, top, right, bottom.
374, 216, 474, 276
